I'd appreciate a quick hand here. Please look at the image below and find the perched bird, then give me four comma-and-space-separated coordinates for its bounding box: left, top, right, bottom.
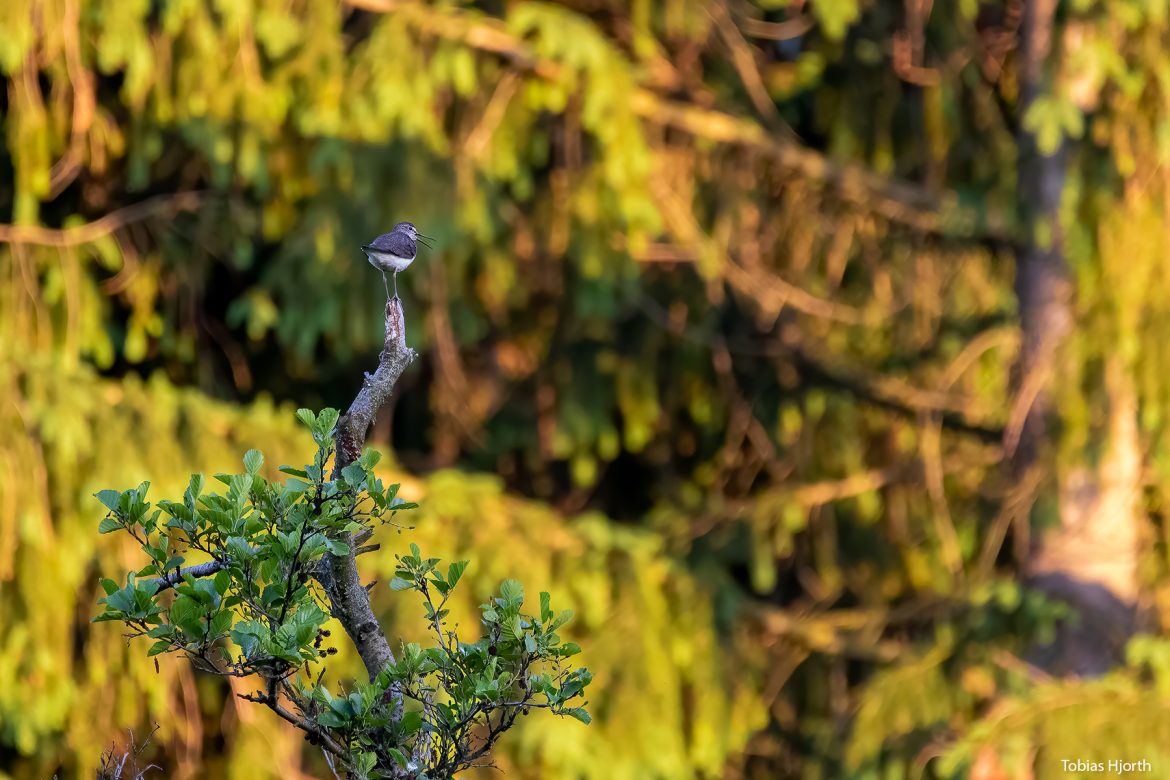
361, 222, 433, 300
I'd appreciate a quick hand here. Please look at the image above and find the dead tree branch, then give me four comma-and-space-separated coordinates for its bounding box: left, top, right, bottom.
316, 296, 418, 681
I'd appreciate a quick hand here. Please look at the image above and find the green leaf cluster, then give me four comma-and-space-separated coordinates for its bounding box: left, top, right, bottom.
94, 408, 591, 778
93, 408, 414, 685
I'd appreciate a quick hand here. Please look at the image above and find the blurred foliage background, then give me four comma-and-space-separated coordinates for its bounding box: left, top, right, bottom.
4, 0, 1170, 777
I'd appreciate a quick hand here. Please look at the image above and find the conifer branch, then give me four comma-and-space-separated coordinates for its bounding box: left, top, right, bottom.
344, 0, 1005, 240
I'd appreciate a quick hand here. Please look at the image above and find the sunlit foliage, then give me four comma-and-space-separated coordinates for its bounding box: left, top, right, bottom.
6, 0, 1170, 778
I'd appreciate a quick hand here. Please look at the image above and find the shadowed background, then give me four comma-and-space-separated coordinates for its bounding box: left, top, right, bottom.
3, 1, 1170, 778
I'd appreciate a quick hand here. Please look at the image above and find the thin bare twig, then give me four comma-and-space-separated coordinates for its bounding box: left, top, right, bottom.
648, 174, 871, 324
237, 688, 350, 762
465, 72, 520, 160
920, 413, 963, 576
738, 15, 815, 41
0, 192, 204, 247
709, 2, 799, 140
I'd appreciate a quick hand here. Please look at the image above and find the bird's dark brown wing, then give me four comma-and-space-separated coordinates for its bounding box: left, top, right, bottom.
365, 231, 415, 256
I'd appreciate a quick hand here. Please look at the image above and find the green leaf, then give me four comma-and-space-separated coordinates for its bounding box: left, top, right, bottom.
243, 449, 264, 474
147, 640, 171, 657
317, 711, 345, 729
315, 408, 340, 440
283, 478, 312, 496
98, 516, 122, 534
231, 621, 267, 657
540, 591, 552, 623
389, 577, 415, 591
549, 609, 574, 632
563, 706, 591, 725
95, 490, 121, 512
169, 595, 204, 637
299, 535, 326, 560
226, 536, 254, 561
559, 674, 588, 699
500, 578, 524, 606
356, 751, 377, 774
278, 465, 308, 478
341, 462, 366, 488
295, 408, 316, 428
261, 583, 287, 608
184, 473, 204, 511
399, 709, 423, 735
213, 569, 231, 595
158, 499, 190, 525
136, 578, 161, 599
210, 610, 233, 637
104, 585, 135, 613
326, 538, 351, 557
388, 747, 408, 769
448, 560, 469, 590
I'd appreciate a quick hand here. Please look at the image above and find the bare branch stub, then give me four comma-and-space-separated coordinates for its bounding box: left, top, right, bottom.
334, 297, 416, 468
318, 296, 417, 681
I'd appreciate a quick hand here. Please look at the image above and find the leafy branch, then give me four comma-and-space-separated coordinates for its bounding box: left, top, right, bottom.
95, 299, 591, 778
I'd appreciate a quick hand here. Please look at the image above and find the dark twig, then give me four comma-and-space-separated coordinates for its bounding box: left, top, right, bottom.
237, 688, 351, 763
97, 723, 161, 780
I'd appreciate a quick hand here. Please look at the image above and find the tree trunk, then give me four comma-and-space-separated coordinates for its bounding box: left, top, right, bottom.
1028, 360, 1141, 675
1013, 0, 1141, 676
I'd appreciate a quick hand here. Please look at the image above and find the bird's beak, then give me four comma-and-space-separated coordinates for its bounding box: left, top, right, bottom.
417, 232, 434, 241
417, 236, 434, 249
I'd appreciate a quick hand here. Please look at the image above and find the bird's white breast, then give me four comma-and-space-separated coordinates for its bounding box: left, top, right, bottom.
363, 249, 415, 273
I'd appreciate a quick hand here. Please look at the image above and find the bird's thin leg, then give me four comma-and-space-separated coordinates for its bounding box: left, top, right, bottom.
393, 271, 400, 300
381, 271, 390, 300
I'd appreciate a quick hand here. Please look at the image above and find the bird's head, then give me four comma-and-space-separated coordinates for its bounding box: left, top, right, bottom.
392, 221, 418, 239
392, 221, 433, 248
